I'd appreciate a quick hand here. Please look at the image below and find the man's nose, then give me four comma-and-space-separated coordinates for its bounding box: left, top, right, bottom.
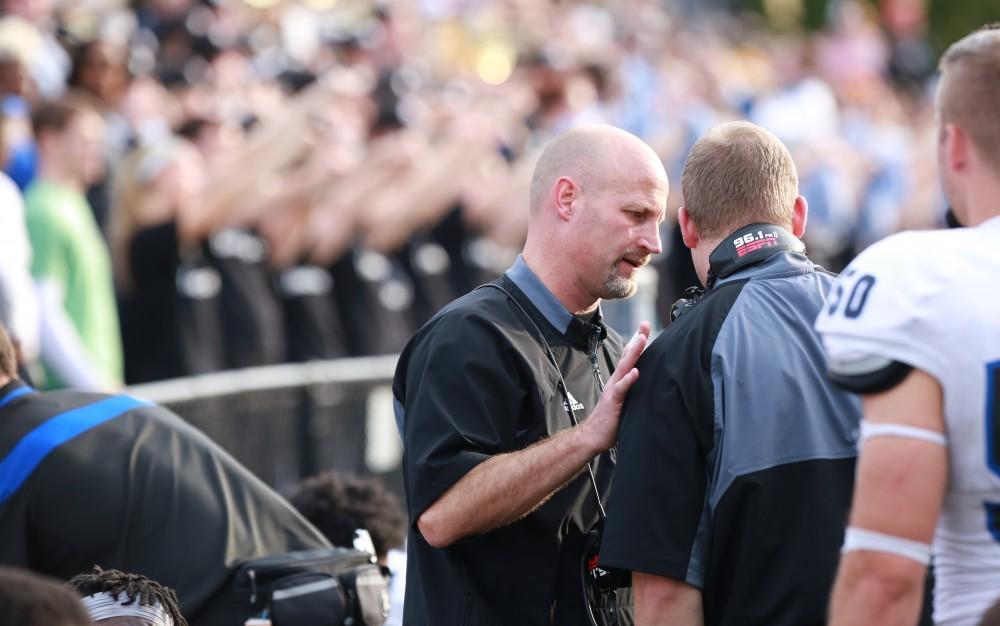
638, 222, 663, 256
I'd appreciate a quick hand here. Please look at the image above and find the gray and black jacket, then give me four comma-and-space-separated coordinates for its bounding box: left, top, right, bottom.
601, 223, 862, 626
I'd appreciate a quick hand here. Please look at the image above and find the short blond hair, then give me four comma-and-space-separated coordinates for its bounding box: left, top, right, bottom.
938, 27, 1000, 169
681, 121, 798, 238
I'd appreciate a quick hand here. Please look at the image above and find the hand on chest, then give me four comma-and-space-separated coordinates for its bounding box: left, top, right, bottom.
540, 346, 609, 434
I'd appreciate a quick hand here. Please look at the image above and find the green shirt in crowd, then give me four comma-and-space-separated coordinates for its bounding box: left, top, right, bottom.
25, 179, 123, 388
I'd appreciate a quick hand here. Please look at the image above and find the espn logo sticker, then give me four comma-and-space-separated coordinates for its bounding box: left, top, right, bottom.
733, 230, 780, 257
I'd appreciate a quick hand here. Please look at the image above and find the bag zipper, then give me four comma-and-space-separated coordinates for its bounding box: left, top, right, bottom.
248, 551, 371, 576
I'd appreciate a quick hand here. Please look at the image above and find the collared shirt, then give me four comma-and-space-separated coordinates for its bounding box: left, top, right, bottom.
506, 255, 575, 333
393, 269, 623, 625
393, 257, 608, 434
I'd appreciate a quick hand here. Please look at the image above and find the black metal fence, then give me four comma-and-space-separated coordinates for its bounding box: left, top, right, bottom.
125, 356, 404, 498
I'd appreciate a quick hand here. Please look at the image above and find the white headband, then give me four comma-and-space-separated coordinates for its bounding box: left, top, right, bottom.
81, 591, 175, 626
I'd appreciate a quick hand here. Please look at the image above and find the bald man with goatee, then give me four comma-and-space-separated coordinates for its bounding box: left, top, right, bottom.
393, 125, 668, 625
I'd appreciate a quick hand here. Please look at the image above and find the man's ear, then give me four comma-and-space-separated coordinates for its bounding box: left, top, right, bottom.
553, 176, 578, 221
678, 206, 700, 250
791, 195, 808, 238
942, 122, 970, 175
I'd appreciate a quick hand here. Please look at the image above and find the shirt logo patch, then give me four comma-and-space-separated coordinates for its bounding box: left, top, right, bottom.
564, 391, 585, 412
733, 229, 780, 257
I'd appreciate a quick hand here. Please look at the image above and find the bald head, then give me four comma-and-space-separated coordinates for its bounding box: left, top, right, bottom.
520, 125, 667, 313
529, 125, 665, 214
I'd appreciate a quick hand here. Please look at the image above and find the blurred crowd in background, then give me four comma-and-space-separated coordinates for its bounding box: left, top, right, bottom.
0, 0, 956, 390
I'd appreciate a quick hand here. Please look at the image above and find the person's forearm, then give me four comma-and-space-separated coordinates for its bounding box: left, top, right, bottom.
326, 158, 403, 215
364, 135, 488, 252
418, 324, 648, 548
195, 89, 331, 238
634, 572, 703, 626
307, 162, 403, 264
417, 425, 599, 548
828, 554, 925, 626
830, 374, 943, 626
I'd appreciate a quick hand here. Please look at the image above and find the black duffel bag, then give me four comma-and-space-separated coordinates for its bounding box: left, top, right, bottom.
232, 548, 389, 626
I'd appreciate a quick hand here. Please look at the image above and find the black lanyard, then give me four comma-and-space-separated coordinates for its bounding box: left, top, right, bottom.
476, 283, 608, 518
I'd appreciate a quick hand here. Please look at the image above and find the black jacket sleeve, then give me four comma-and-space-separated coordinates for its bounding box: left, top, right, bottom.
599, 345, 712, 588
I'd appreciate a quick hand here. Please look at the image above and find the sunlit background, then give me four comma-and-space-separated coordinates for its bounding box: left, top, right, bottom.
0, 0, 995, 491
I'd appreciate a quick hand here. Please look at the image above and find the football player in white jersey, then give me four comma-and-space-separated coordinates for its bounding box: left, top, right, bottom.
815, 26, 1000, 626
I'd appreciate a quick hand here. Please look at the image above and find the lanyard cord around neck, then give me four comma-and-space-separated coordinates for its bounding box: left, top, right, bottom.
476, 283, 608, 519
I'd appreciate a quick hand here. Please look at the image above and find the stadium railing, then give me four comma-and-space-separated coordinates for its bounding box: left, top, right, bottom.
126, 355, 404, 496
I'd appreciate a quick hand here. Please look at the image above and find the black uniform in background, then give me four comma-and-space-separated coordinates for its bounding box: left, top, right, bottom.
274, 262, 349, 362
329, 247, 417, 357
122, 221, 225, 383
205, 228, 286, 368
395, 236, 458, 330
655, 221, 699, 327
427, 205, 489, 298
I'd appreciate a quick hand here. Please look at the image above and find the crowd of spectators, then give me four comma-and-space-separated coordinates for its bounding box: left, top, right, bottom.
0, 2, 978, 624
0, 0, 946, 389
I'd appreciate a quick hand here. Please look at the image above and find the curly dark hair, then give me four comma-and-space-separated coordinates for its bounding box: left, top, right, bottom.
288, 472, 407, 560
67, 565, 187, 626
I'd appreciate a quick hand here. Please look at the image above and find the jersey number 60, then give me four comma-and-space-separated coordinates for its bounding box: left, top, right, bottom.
827, 270, 877, 319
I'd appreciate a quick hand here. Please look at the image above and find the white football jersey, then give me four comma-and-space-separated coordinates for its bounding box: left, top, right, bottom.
815, 216, 1000, 626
